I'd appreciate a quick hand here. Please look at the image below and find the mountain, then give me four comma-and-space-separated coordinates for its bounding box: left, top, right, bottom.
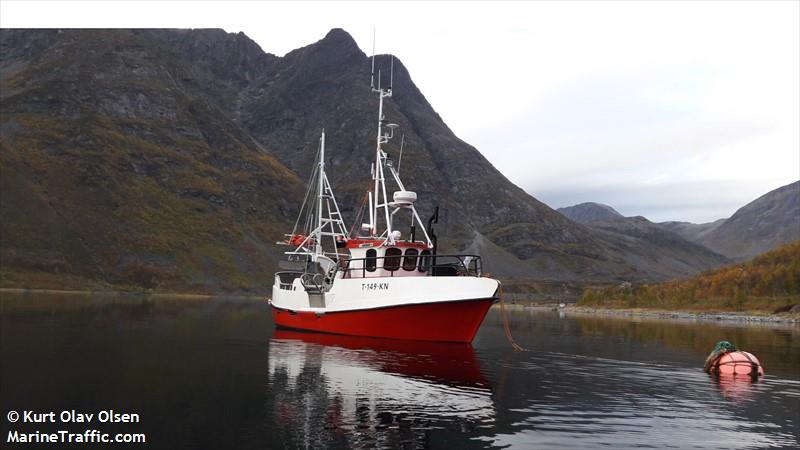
561, 181, 800, 273
0, 29, 303, 293
556, 205, 730, 279
149, 28, 733, 282
558, 202, 623, 224
657, 219, 725, 243
149, 28, 612, 277
671, 181, 800, 261
0, 28, 736, 292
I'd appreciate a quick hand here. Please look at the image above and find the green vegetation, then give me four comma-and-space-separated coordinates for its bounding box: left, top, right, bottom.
0, 109, 299, 294
579, 241, 800, 313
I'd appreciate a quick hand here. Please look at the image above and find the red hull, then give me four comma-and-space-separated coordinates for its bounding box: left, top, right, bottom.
271, 298, 494, 343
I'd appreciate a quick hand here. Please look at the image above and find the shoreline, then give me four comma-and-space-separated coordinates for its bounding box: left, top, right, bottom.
496, 302, 800, 324
4, 288, 798, 324
0, 287, 265, 300
565, 305, 800, 324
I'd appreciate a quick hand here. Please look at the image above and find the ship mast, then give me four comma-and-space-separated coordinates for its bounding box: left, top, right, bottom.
283, 130, 348, 260
372, 67, 394, 242
368, 53, 432, 247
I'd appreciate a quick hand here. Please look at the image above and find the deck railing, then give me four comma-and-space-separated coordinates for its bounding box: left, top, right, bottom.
275, 271, 302, 290
341, 254, 483, 279
275, 254, 483, 291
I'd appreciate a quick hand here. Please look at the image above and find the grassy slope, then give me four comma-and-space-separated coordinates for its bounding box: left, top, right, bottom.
578, 241, 800, 313
0, 30, 303, 294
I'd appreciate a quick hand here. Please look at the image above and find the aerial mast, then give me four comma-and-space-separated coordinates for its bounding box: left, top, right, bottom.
371, 51, 394, 242
366, 38, 432, 248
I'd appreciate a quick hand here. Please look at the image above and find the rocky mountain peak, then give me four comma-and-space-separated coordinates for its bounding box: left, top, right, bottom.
558, 202, 623, 224
285, 27, 364, 64
323, 28, 357, 45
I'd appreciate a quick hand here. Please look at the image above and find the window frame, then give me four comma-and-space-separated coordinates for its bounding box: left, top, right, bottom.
384, 247, 402, 272
365, 248, 377, 272
418, 249, 432, 272
402, 248, 419, 271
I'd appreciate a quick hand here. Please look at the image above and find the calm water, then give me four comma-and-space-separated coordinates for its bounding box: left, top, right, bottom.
1, 293, 798, 449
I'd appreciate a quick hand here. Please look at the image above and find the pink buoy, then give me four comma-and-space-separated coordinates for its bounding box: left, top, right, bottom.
713, 351, 764, 377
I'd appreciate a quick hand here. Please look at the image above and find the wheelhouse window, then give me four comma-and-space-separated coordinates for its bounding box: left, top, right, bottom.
384, 247, 402, 271
365, 249, 377, 272
383, 247, 403, 272
418, 249, 432, 272
403, 248, 419, 271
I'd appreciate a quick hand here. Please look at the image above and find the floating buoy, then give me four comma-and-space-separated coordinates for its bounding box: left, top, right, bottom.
704, 340, 764, 378
713, 351, 764, 377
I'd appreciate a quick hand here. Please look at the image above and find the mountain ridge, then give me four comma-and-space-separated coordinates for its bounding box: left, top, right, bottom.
558, 202, 623, 223
687, 180, 799, 260
559, 180, 800, 265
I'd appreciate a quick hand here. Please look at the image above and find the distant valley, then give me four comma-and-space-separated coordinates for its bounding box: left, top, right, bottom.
558, 180, 799, 263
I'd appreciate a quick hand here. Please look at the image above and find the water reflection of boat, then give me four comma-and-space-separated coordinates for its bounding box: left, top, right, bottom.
268, 330, 495, 446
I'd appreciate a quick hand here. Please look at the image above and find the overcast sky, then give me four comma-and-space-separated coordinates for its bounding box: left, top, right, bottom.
3, 1, 799, 223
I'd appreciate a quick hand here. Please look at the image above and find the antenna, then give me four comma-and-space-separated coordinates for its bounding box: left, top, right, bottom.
370, 28, 376, 89
389, 55, 394, 90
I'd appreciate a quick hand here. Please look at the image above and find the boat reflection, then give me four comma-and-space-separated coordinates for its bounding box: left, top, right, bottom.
268, 330, 495, 448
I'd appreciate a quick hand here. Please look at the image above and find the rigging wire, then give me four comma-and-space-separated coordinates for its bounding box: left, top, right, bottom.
397, 134, 405, 175
349, 191, 370, 238
291, 141, 322, 237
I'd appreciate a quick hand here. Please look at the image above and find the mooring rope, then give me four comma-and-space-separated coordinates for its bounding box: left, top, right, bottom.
498, 286, 526, 352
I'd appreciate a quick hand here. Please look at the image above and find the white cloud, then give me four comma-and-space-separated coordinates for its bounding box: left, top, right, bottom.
3, 0, 798, 222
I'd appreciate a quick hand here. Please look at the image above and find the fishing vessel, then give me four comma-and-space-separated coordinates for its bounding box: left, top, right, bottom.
269, 56, 500, 342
